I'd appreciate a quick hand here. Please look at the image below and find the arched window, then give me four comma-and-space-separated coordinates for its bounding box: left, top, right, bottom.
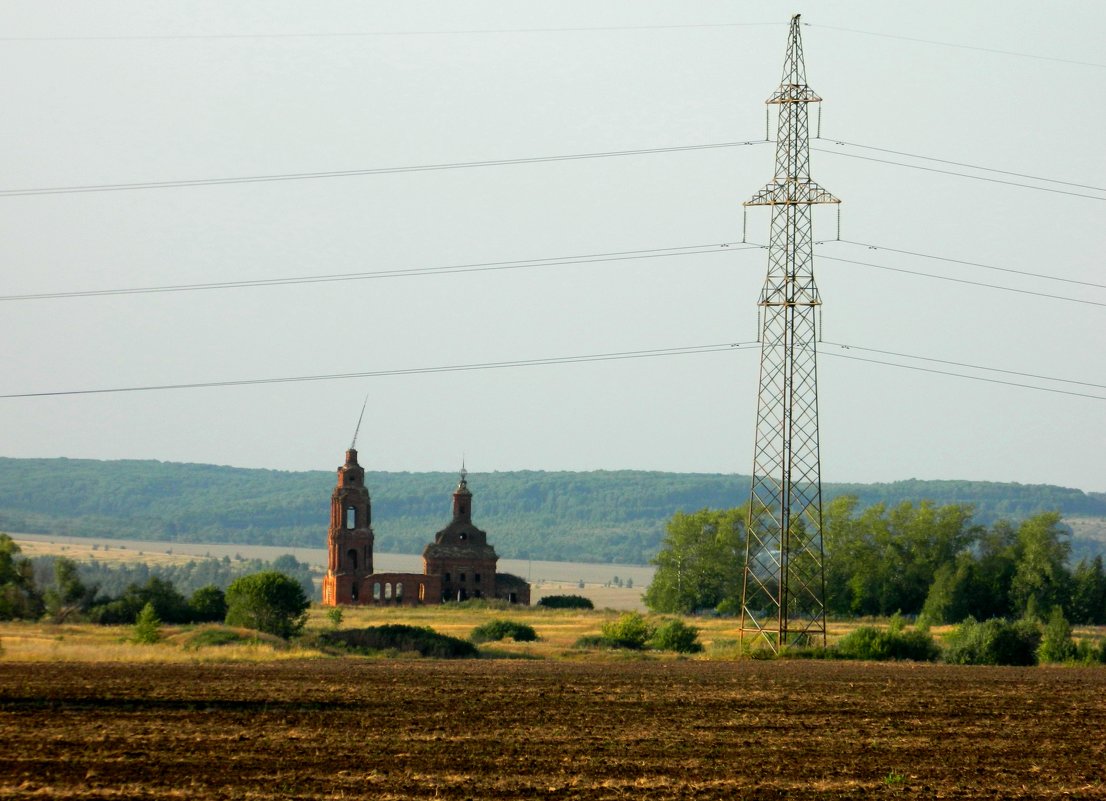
395, 583, 404, 602
418, 583, 426, 602
345, 506, 356, 529
384, 583, 392, 600
444, 572, 451, 583
350, 582, 359, 601
347, 549, 358, 570
373, 582, 381, 600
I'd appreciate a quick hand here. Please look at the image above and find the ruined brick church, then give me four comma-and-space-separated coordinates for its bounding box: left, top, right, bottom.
321, 449, 530, 607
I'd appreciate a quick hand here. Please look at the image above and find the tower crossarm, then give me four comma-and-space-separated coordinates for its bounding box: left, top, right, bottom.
745, 181, 840, 206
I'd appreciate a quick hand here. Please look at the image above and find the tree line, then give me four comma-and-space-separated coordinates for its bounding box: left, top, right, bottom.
1, 457, 1103, 565
0, 533, 314, 632
644, 498, 1106, 626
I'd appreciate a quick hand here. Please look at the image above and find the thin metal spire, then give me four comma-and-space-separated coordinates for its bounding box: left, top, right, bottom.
350, 394, 369, 450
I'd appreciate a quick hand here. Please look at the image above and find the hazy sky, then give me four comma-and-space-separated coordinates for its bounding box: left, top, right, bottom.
1, 1, 1103, 492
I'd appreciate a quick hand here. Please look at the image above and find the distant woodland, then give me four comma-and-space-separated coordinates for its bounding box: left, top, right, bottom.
1, 457, 1104, 565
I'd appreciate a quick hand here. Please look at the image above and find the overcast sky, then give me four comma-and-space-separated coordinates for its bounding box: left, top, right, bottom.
1, 1, 1103, 493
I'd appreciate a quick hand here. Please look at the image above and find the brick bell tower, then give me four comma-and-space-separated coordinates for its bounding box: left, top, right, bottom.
322, 448, 374, 605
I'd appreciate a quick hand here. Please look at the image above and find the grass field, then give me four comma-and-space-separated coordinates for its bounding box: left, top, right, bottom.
0, 602, 873, 663
2, 659, 1105, 799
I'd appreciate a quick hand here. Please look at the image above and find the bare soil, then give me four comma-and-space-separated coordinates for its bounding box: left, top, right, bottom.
2, 659, 1104, 799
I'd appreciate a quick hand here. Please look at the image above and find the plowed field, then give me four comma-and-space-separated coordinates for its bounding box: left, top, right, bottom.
2, 660, 1104, 799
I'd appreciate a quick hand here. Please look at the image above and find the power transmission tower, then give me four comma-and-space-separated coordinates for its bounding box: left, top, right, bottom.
739, 15, 839, 653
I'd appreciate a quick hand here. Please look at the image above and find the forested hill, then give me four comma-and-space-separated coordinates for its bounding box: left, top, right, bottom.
1, 457, 1104, 564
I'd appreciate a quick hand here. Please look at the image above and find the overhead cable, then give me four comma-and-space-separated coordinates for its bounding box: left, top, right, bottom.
0, 22, 783, 42
0, 242, 759, 302
819, 349, 1106, 402
0, 141, 769, 198
816, 253, 1106, 308
804, 22, 1106, 69
819, 138, 1105, 193
820, 341, 1106, 391
0, 342, 756, 399
821, 240, 1105, 290
811, 147, 1106, 201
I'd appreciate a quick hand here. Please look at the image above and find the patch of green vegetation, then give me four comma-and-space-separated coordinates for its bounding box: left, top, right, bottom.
649, 619, 703, 653
537, 595, 594, 610
470, 619, 538, 644
181, 627, 254, 649
943, 617, 1041, 666
835, 615, 939, 662
320, 625, 478, 659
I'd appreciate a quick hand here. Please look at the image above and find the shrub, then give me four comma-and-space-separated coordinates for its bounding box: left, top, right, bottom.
188, 585, 227, 623
574, 634, 612, 649
470, 619, 538, 644
601, 612, 655, 650
943, 617, 1041, 666
1038, 607, 1077, 663
224, 572, 309, 639
183, 627, 252, 649
326, 607, 344, 630
835, 625, 939, 662
538, 595, 594, 610
650, 619, 703, 653
131, 602, 161, 645
322, 625, 478, 658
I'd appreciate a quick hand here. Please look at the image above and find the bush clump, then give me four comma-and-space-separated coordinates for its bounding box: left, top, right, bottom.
321, 625, 478, 659
600, 612, 655, 650
650, 619, 703, 653
836, 620, 939, 662
943, 617, 1041, 666
538, 595, 594, 610
470, 619, 538, 644
1038, 607, 1077, 664
182, 627, 254, 649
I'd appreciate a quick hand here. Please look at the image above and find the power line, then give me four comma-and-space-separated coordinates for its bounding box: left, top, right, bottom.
0, 21, 783, 42
0, 140, 769, 198
0, 342, 757, 399
824, 240, 1106, 291
811, 146, 1106, 201
4, 337, 1102, 402
818, 138, 1106, 193
819, 348, 1106, 402
816, 253, 1106, 308
820, 341, 1106, 391
4, 137, 1091, 201
0, 242, 761, 303
803, 22, 1106, 69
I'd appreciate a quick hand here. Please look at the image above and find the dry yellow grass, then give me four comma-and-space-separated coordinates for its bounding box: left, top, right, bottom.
11, 536, 209, 568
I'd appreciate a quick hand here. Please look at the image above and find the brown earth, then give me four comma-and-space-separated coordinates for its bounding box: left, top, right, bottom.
2, 659, 1105, 799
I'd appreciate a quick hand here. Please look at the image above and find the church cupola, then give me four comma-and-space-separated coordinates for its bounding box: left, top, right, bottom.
452, 466, 473, 521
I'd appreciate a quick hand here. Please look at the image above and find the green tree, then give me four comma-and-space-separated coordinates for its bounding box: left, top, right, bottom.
188, 585, 228, 623
90, 576, 191, 625
1068, 556, 1106, 625
1038, 606, 1076, 663
224, 572, 309, 638
0, 534, 42, 620
132, 602, 161, 645
644, 507, 745, 614
44, 558, 96, 622
1009, 513, 1071, 617
824, 498, 976, 616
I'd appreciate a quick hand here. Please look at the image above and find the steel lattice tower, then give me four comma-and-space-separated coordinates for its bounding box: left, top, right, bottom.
739, 15, 839, 652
